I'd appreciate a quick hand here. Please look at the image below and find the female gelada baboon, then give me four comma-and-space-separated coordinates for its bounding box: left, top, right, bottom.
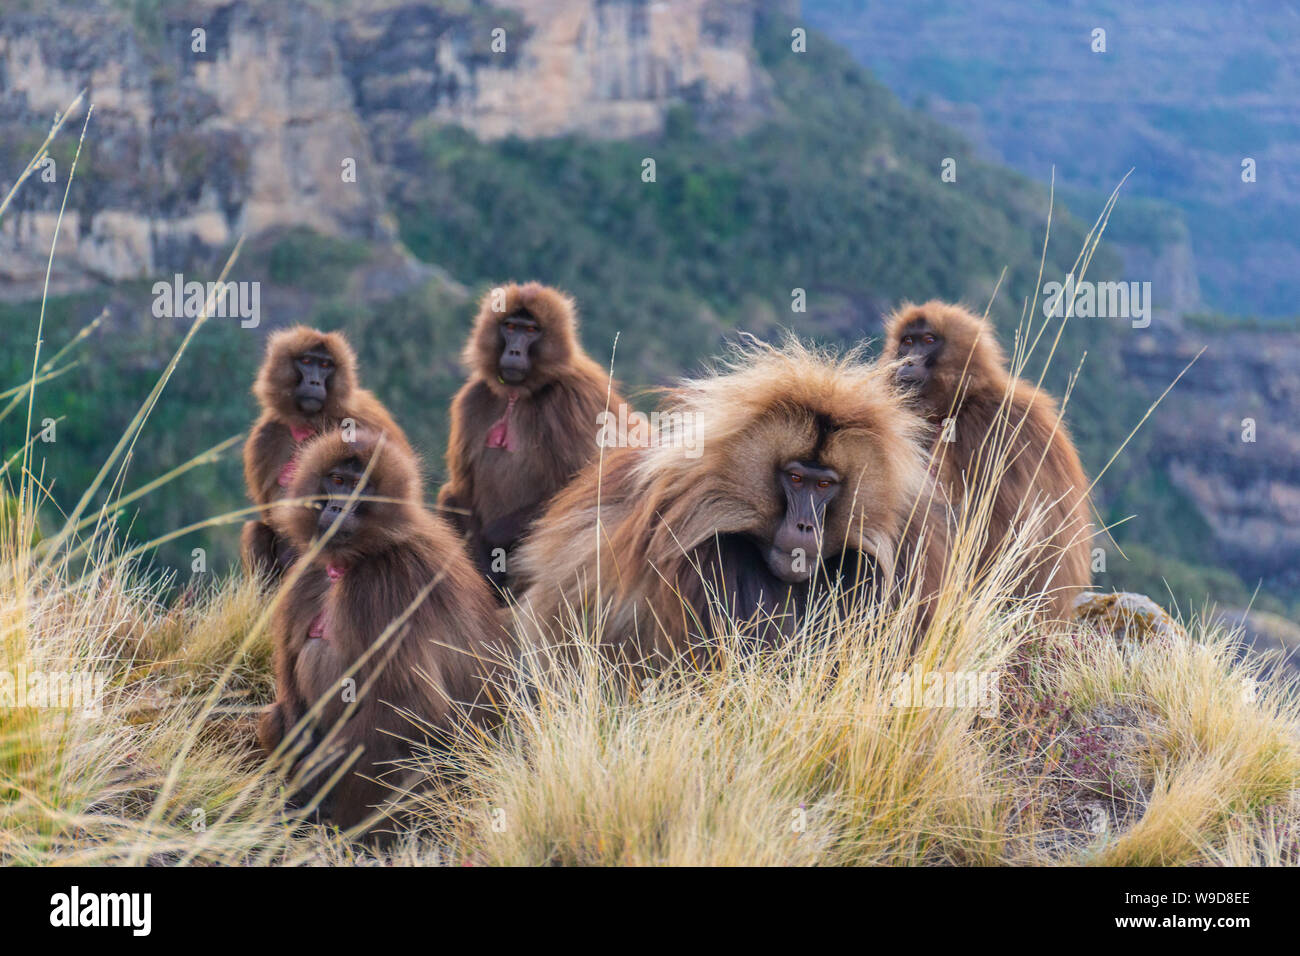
438, 282, 623, 595
512, 339, 949, 665
260, 429, 508, 838
241, 325, 410, 580
881, 300, 1092, 619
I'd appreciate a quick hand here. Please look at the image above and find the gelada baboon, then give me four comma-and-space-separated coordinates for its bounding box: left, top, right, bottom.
512, 340, 948, 664
260, 429, 508, 837
437, 282, 622, 593
241, 326, 410, 579
882, 300, 1092, 619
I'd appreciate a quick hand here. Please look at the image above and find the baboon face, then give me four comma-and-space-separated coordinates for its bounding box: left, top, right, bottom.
763, 459, 842, 584
294, 345, 336, 414
497, 312, 542, 385
316, 456, 369, 541
891, 318, 944, 393
279, 430, 418, 562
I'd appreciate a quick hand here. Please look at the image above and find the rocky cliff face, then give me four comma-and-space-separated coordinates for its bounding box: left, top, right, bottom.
1120, 321, 1300, 592
0, 0, 774, 294
1108, 234, 1202, 316
343, 0, 770, 142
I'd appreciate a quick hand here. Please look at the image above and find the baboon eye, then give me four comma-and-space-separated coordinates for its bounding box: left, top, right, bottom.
817, 479, 831, 489
331, 475, 344, 486
922, 333, 936, 345
789, 473, 802, 484
901, 336, 913, 346
320, 358, 333, 369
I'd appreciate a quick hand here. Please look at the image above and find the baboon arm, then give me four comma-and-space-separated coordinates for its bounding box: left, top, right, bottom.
258, 700, 292, 755
436, 483, 475, 536
436, 384, 480, 536
243, 414, 287, 507
240, 518, 298, 580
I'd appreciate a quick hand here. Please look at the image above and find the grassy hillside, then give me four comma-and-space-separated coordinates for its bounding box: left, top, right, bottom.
4, 335, 1298, 866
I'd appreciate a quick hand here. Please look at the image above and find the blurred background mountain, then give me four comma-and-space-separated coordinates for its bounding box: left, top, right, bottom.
0, 0, 1296, 642
809, 0, 1300, 318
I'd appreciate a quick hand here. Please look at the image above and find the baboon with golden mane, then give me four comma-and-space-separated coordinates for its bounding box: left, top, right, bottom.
437, 282, 622, 594
881, 300, 1092, 619
511, 340, 948, 664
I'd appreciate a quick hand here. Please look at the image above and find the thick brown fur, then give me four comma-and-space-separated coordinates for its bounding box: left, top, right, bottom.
882, 300, 1093, 619
258, 430, 508, 838
437, 282, 623, 592
511, 339, 949, 665
241, 325, 411, 578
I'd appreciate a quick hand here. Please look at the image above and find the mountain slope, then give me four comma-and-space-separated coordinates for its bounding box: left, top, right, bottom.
804, 0, 1300, 319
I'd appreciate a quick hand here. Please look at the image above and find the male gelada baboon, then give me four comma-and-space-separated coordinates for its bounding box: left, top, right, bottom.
512, 340, 948, 665
882, 300, 1092, 619
241, 326, 410, 580
260, 429, 508, 838
438, 282, 621, 594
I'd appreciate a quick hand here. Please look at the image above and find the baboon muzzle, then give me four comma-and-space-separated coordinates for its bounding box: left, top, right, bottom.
764, 462, 840, 585
895, 360, 928, 387
498, 331, 533, 383
318, 500, 360, 539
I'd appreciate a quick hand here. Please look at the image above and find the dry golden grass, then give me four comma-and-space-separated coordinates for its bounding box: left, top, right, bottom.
7, 478, 1297, 867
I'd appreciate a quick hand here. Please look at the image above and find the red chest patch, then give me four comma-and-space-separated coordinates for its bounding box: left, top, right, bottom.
307, 563, 347, 641
485, 394, 519, 451
277, 424, 318, 488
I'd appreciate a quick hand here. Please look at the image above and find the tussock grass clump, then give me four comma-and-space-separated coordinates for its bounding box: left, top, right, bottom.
7, 506, 1297, 865
421, 584, 1299, 866
0, 537, 285, 864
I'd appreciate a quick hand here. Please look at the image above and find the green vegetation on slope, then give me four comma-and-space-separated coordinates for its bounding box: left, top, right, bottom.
397, 28, 1112, 386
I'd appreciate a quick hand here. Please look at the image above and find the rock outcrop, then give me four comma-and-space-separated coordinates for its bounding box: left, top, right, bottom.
0, 0, 775, 293
1119, 322, 1300, 592
1072, 591, 1187, 646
